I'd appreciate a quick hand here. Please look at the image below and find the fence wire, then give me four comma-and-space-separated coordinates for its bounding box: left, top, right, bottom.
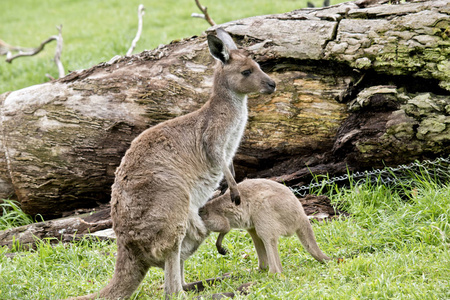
291, 155, 450, 197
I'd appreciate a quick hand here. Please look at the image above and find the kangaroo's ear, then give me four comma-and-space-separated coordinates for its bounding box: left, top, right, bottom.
216, 28, 238, 51
207, 34, 230, 64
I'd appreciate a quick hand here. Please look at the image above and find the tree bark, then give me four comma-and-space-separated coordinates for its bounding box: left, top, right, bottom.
0, 195, 339, 249
0, 0, 449, 218
0, 209, 112, 249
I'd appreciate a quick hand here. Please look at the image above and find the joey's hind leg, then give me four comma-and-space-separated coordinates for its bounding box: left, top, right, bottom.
260, 235, 283, 273
247, 229, 269, 271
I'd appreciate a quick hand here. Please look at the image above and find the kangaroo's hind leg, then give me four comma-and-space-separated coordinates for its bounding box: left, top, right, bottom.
164, 243, 184, 297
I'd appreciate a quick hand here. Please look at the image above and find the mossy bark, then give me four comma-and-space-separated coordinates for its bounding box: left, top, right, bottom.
0, 0, 449, 217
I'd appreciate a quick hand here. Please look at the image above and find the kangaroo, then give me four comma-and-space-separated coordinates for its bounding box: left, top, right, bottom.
68, 29, 276, 300
199, 179, 331, 274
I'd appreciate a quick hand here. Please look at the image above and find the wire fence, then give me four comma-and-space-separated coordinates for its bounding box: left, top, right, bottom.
291, 155, 450, 197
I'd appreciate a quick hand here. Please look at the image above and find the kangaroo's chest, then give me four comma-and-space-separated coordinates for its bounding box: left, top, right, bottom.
224, 99, 248, 162
190, 171, 221, 209
190, 97, 248, 208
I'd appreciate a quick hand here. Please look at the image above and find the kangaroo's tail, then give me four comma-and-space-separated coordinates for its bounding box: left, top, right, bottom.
67, 242, 151, 300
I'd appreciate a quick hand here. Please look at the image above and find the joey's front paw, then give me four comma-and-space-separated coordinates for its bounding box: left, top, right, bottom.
230, 189, 241, 205
217, 246, 228, 255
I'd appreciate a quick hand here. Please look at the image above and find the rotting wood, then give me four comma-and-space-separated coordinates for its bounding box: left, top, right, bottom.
0, 208, 112, 249
0, 194, 339, 249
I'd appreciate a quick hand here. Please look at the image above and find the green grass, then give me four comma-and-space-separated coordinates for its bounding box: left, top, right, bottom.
3, 1, 448, 299
0, 0, 345, 95
0, 199, 34, 230
1, 174, 449, 299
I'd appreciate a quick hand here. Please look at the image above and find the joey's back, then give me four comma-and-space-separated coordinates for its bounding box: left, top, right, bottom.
201, 179, 296, 231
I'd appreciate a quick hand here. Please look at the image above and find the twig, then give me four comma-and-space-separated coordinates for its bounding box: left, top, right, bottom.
5, 36, 58, 63
192, 0, 216, 26
4, 26, 65, 78
54, 25, 64, 78
126, 4, 145, 56
191, 13, 206, 20
0, 40, 34, 56
45, 73, 55, 81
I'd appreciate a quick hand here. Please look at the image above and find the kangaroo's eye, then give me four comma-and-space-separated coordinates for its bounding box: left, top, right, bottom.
241, 69, 252, 77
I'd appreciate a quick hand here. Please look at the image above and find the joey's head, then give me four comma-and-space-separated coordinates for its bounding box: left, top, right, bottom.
199, 204, 218, 231
198, 203, 212, 223
207, 28, 276, 96
199, 198, 230, 232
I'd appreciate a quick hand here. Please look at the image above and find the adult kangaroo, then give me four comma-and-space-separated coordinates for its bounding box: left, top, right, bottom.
199, 179, 331, 274
69, 29, 276, 299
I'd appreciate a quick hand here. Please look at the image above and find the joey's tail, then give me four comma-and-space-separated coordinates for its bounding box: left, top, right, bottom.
296, 217, 331, 263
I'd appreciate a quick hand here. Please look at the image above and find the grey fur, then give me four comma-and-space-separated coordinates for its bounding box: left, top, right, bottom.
200, 179, 331, 273
216, 28, 238, 51
67, 29, 275, 300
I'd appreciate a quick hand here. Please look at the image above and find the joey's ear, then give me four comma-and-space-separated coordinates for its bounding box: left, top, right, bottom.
198, 207, 206, 216
207, 34, 230, 64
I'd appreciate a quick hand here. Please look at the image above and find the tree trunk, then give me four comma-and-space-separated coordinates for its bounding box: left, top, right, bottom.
0, 0, 449, 218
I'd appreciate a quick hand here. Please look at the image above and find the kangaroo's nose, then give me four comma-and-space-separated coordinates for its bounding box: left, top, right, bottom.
268, 80, 276, 90
265, 80, 276, 93
261, 79, 276, 94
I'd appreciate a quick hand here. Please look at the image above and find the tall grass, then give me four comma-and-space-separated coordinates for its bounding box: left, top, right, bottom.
0, 199, 34, 230
1, 171, 449, 299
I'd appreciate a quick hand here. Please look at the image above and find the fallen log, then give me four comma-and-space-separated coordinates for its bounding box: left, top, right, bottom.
0, 194, 339, 249
0, 208, 111, 249
0, 0, 449, 218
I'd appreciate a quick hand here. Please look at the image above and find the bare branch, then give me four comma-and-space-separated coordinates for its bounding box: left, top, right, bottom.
193, 0, 216, 26
191, 13, 206, 19
45, 73, 55, 81
5, 36, 57, 63
54, 25, 65, 78
3, 26, 65, 78
126, 4, 145, 56
0, 40, 34, 56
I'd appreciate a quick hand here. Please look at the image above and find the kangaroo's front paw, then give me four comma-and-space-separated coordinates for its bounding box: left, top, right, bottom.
230, 189, 241, 205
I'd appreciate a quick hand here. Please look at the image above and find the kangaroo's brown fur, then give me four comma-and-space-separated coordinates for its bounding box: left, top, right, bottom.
68, 29, 275, 299
199, 179, 331, 273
